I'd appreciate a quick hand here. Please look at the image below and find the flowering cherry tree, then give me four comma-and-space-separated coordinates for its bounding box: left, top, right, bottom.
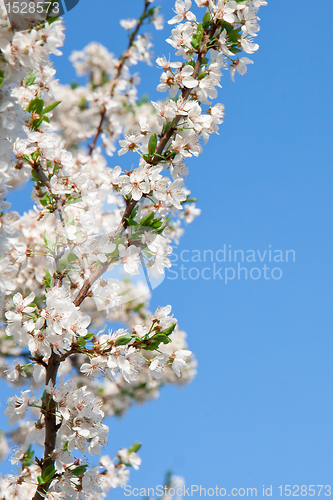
0, 0, 266, 498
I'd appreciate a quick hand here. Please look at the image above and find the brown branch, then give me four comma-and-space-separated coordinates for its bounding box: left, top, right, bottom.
32, 351, 60, 500
73, 198, 137, 307
88, 107, 106, 156
87, 0, 151, 156
30, 19, 218, 500
73, 26, 218, 308
154, 23, 218, 160
31, 162, 52, 190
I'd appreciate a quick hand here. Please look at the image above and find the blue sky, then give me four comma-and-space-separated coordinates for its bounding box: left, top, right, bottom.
2, 0, 333, 497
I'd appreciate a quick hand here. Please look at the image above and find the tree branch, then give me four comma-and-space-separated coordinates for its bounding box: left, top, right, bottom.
87, 0, 151, 156
32, 351, 60, 500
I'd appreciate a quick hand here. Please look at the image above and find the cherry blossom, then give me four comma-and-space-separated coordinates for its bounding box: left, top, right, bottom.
0, 0, 265, 496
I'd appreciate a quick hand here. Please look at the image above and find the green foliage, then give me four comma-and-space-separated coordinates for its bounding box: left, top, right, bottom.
148, 133, 157, 156
23, 70, 36, 88
43, 231, 53, 251
39, 192, 52, 208
160, 323, 176, 336
202, 12, 211, 30
128, 442, 142, 454
41, 464, 56, 484
42, 101, 61, 114
191, 22, 203, 50
43, 269, 52, 291
142, 333, 171, 351
115, 334, 136, 346
84, 333, 95, 341
72, 465, 88, 477
22, 445, 34, 467
26, 97, 44, 114
26, 96, 61, 130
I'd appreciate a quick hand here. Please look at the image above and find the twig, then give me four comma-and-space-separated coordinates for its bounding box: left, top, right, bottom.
87, 0, 151, 156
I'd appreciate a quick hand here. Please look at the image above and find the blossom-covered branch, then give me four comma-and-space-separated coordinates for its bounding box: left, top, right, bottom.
0, 0, 266, 498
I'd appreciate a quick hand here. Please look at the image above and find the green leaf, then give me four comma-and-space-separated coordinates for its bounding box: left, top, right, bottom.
67, 253, 78, 263
84, 332, 95, 341
196, 22, 203, 43
191, 23, 204, 49
23, 70, 36, 88
125, 218, 139, 227
39, 193, 51, 207
132, 206, 139, 218
142, 333, 172, 351
35, 99, 44, 115
58, 254, 68, 273
154, 333, 172, 344
72, 465, 87, 477
78, 337, 86, 347
229, 46, 242, 54
202, 12, 211, 30
128, 442, 142, 454
186, 60, 195, 68
0, 69, 4, 88
42, 464, 56, 484
32, 117, 44, 130
191, 36, 200, 50
31, 170, 41, 183
198, 71, 208, 81
22, 445, 34, 466
148, 133, 157, 156
71, 81, 79, 89
43, 231, 53, 250
37, 476, 44, 485
42, 101, 61, 115
43, 269, 52, 290
140, 213, 155, 227
151, 220, 163, 229
26, 97, 44, 114
160, 323, 176, 336
115, 334, 135, 346
162, 121, 172, 134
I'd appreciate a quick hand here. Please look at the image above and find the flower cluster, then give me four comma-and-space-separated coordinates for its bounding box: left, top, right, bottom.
0, 0, 265, 498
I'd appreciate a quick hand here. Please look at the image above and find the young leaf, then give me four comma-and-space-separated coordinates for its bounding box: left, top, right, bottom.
78, 337, 86, 348
72, 465, 87, 477
202, 12, 211, 30
43, 268, 52, 290
115, 334, 135, 346
23, 70, 36, 88
43, 231, 53, 250
42, 464, 56, 484
84, 332, 95, 341
140, 213, 155, 227
160, 323, 176, 336
42, 101, 61, 115
128, 442, 142, 454
196, 23, 203, 44
148, 133, 157, 156
58, 254, 68, 273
